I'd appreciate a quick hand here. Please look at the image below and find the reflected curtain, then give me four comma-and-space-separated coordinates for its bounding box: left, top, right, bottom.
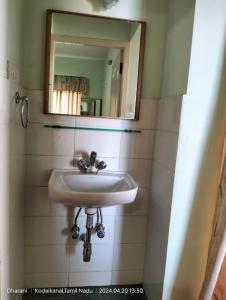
199, 153, 226, 300
52, 75, 89, 115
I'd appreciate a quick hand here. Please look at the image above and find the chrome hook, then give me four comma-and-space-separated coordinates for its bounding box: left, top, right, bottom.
15, 92, 29, 128
15, 92, 28, 104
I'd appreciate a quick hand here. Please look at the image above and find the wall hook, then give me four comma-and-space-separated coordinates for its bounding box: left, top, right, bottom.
15, 92, 29, 128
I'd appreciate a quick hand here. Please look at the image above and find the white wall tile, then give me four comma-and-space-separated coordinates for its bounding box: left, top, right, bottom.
25, 246, 69, 273
25, 155, 52, 186
153, 131, 179, 171
148, 198, 172, 253
111, 271, 143, 285
50, 114, 75, 126
27, 90, 75, 125
96, 157, 119, 171
25, 216, 116, 246
10, 122, 25, 157
74, 130, 121, 158
131, 99, 158, 130
75, 99, 157, 130
100, 206, 116, 216
13, 187, 24, 219
25, 156, 73, 186
151, 162, 175, 204
116, 188, 149, 216
9, 187, 24, 218
119, 159, 152, 188
10, 155, 25, 187
52, 206, 116, 219
69, 244, 113, 272
70, 216, 116, 245
25, 187, 50, 217
114, 216, 148, 244
25, 186, 70, 217
25, 187, 116, 218
50, 201, 70, 217
157, 96, 182, 132
75, 116, 130, 130
23, 94, 158, 288
112, 243, 145, 271
143, 96, 182, 297
24, 90, 50, 124
120, 130, 155, 159
9, 217, 24, 288
24, 273, 68, 288
26, 124, 74, 156
69, 272, 111, 287
25, 217, 68, 246
144, 199, 172, 287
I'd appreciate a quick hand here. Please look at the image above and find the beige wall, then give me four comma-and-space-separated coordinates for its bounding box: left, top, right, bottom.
163, 0, 226, 299
0, 0, 25, 299
161, 0, 195, 97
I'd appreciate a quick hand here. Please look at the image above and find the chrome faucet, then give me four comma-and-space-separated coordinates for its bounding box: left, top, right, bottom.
77, 151, 107, 174
90, 151, 97, 173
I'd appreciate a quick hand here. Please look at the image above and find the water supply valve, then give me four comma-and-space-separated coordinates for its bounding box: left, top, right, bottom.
71, 224, 80, 239
96, 223, 105, 238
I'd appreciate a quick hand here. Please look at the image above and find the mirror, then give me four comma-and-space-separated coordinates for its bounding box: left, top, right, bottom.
44, 10, 146, 120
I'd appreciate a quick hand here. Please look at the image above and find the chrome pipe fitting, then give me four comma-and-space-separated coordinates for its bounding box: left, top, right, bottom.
77, 151, 107, 174
71, 207, 106, 262
83, 214, 94, 262
95, 208, 105, 238
71, 208, 82, 239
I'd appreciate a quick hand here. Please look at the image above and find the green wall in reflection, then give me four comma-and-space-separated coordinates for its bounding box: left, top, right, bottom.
55, 56, 105, 99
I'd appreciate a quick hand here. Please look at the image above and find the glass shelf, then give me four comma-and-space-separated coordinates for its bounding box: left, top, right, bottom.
43, 124, 141, 133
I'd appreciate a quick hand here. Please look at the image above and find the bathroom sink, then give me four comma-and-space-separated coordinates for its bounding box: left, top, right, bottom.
48, 169, 138, 207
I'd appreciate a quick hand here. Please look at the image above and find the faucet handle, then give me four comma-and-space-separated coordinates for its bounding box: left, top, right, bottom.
78, 159, 89, 172
90, 151, 97, 166
96, 161, 107, 171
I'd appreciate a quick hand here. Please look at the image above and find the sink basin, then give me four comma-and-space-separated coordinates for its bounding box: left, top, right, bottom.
48, 169, 138, 207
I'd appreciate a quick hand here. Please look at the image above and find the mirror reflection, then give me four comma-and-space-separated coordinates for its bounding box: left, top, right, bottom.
45, 11, 145, 120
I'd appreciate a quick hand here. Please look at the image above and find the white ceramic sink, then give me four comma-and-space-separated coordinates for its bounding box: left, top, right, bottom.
48, 169, 138, 207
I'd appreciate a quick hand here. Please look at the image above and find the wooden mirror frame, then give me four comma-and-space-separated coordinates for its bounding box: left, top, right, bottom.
44, 9, 146, 120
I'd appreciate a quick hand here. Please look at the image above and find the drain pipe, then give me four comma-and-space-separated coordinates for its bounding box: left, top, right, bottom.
83, 208, 96, 262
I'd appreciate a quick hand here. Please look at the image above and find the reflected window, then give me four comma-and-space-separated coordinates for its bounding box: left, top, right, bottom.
52, 75, 88, 114
52, 90, 82, 115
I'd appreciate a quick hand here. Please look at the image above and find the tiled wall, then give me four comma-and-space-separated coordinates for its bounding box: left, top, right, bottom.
143, 96, 182, 300
0, 72, 26, 299
24, 91, 157, 288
